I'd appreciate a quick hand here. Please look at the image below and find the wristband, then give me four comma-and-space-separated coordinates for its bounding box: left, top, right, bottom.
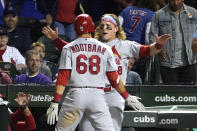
53, 92, 62, 103
120, 91, 129, 99
155, 42, 163, 50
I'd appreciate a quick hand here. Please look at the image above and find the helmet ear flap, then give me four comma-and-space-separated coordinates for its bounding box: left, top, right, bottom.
74, 14, 95, 35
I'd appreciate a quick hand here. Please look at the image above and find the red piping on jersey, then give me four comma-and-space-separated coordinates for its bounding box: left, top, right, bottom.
139, 45, 150, 57
111, 46, 121, 59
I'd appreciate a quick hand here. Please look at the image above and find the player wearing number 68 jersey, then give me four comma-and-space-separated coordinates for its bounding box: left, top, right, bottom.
45, 14, 146, 131
42, 14, 171, 131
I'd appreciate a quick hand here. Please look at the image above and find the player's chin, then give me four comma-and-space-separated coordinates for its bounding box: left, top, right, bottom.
102, 36, 110, 42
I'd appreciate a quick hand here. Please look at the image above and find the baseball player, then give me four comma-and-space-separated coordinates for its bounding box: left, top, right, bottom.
42, 14, 171, 131
46, 14, 145, 131
80, 14, 171, 131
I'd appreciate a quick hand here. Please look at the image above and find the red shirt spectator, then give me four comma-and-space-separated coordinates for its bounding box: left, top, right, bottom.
10, 108, 36, 131
56, 0, 78, 23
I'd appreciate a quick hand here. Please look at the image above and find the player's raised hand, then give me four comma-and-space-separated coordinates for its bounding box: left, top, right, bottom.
155, 34, 171, 46
47, 102, 59, 125
125, 95, 145, 111
42, 26, 59, 40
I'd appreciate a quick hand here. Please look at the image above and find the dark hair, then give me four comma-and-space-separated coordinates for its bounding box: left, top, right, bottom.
136, 0, 157, 12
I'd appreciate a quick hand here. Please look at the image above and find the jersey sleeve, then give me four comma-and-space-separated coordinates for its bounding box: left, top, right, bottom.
58, 47, 72, 70
53, 38, 68, 52
14, 48, 25, 65
128, 41, 142, 59
106, 48, 118, 72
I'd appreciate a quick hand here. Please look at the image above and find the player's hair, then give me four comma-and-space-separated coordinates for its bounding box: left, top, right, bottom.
25, 49, 40, 62
95, 14, 126, 41
31, 42, 45, 52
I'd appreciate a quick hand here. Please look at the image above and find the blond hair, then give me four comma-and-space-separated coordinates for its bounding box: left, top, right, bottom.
31, 42, 45, 52
95, 13, 126, 41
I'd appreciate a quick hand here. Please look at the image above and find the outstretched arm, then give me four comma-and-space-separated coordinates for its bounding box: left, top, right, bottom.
42, 26, 68, 52
139, 34, 171, 57
149, 34, 171, 56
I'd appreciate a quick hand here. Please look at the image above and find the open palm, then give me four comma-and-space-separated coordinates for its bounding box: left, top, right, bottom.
155, 34, 171, 46
15, 92, 31, 106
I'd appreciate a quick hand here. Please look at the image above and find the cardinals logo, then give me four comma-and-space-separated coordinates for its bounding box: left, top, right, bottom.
112, 46, 121, 65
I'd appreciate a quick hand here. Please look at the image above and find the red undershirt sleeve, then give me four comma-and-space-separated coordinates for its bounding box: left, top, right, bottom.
53, 38, 68, 52
139, 45, 150, 58
56, 69, 71, 86
106, 71, 129, 99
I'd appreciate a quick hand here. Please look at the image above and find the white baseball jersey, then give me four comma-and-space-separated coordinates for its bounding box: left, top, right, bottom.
104, 38, 142, 85
2, 46, 25, 65
59, 37, 117, 87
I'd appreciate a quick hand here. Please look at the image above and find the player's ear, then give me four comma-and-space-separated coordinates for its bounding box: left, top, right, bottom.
114, 26, 118, 33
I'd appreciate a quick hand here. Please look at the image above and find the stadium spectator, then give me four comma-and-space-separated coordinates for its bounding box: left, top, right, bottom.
14, 49, 51, 85
13, 49, 52, 130
0, 68, 12, 84
19, 42, 53, 79
10, 92, 36, 131
3, 7, 32, 55
10, 0, 54, 42
0, 92, 36, 131
149, 0, 197, 84
11, 0, 53, 25
52, 0, 78, 41
0, 27, 25, 70
119, 0, 157, 83
126, 58, 142, 85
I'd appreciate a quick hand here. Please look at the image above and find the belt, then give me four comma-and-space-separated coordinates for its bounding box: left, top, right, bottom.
104, 85, 112, 92
104, 87, 111, 92
71, 86, 103, 90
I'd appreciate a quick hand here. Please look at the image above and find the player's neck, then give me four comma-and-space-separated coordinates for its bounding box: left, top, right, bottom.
80, 33, 92, 38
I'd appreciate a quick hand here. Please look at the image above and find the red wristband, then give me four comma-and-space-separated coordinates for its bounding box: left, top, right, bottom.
155, 43, 163, 50
53, 92, 62, 103
120, 91, 129, 99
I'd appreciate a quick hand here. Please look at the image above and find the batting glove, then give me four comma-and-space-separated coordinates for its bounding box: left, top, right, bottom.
47, 102, 59, 125
125, 95, 145, 111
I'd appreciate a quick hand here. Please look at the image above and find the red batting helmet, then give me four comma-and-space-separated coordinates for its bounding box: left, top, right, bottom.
74, 14, 95, 35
